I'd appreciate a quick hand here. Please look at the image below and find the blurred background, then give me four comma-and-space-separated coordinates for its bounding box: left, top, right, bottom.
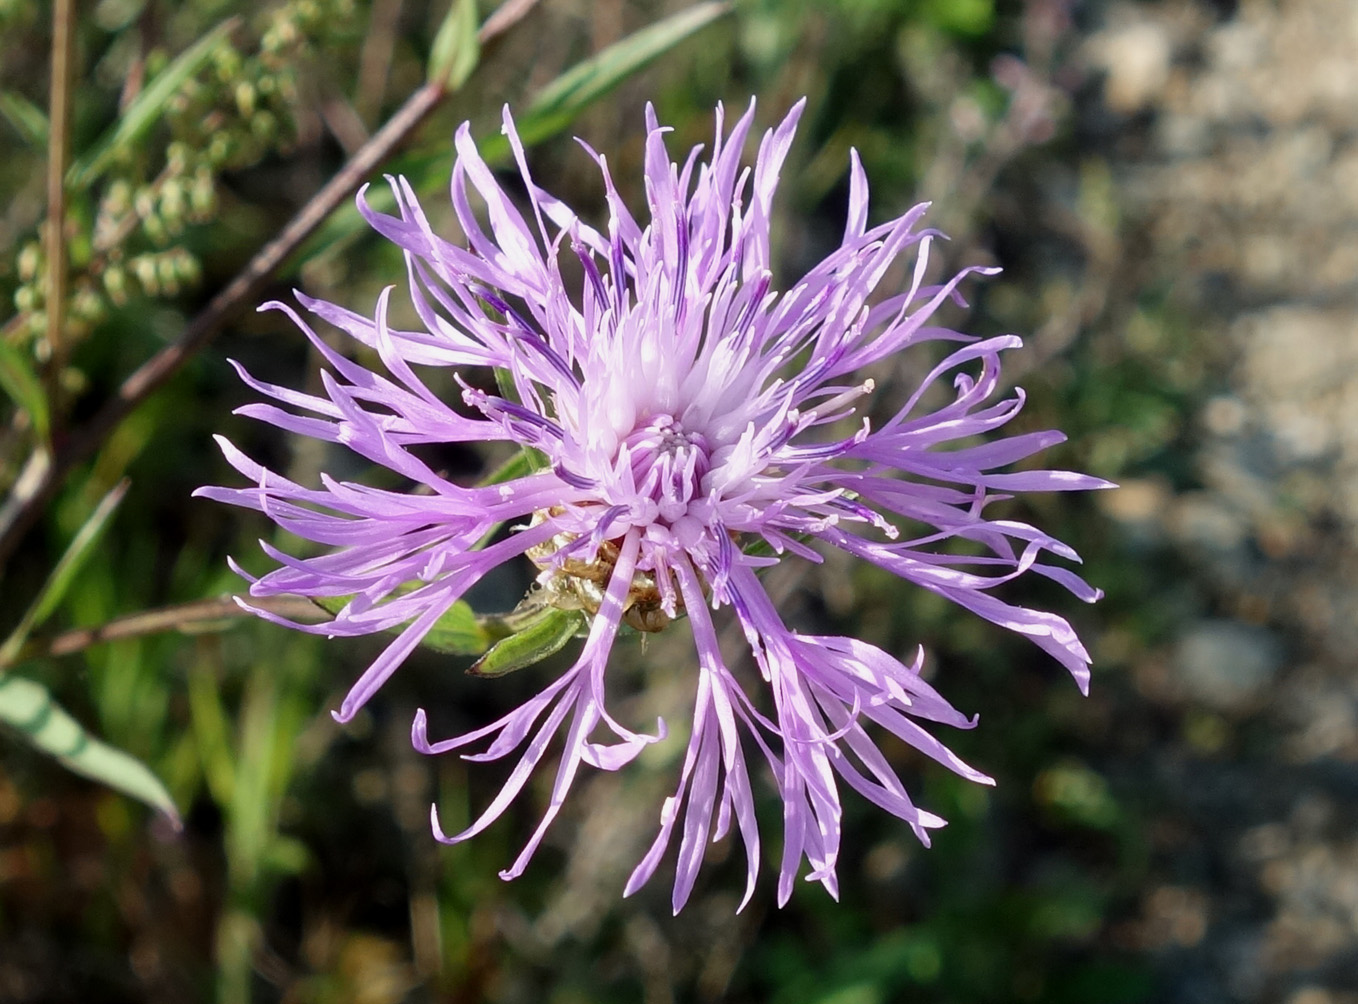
2, 0, 1356, 1001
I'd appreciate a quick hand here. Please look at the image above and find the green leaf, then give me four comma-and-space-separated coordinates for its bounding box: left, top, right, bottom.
311, 594, 492, 656
300, 4, 729, 277
469, 604, 585, 678
0, 673, 180, 825
68, 18, 239, 188
493, 1, 731, 151
187, 660, 237, 807
0, 90, 48, 148
228, 665, 288, 887
422, 599, 493, 655
0, 479, 128, 666
262, 834, 309, 875
481, 447, 547, 487
427, 0, 480, 91
0, 338, 51, 443
488, 376, 548, 475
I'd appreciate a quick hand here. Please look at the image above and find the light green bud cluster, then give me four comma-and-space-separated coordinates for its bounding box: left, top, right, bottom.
6, 0, 359, 376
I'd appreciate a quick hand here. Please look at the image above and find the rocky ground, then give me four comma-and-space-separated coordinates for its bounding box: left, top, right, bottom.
1087, 0, 1358, 1000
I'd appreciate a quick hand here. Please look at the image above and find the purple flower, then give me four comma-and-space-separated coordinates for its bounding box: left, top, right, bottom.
199, 99, 1110, 912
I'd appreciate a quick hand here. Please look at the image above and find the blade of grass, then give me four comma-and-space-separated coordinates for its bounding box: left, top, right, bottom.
0, 672, 180, 824
187, 656, 237, 808
0, 338, 51, 443
0, 91, 48, 148
428, 0, 480, 90
0, 479, 128, 666
490, 1, 731, 151
302, 1, 731, 259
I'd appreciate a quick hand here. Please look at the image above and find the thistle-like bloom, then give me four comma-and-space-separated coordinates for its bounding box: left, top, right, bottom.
199, 100, 1109, 912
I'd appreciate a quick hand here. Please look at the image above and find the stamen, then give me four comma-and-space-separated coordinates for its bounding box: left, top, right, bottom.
807, 379, 875, 421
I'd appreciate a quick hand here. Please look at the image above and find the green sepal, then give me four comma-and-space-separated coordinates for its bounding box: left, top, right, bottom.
468, 602, 587, 678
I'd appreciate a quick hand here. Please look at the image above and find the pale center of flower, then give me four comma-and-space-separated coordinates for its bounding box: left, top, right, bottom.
621, 413, 712, 524
525, 511, 678, 634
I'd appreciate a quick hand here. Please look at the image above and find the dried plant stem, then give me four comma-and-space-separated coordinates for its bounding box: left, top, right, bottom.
0, 595, 328, 668
0, 0, 541, 574
43, 0, 75, 427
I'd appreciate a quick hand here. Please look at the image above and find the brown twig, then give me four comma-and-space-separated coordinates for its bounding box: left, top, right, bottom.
43, 0, 75, 430
478, 0, 540, 42
0, 0, 541, 574
0, 595, 329, 668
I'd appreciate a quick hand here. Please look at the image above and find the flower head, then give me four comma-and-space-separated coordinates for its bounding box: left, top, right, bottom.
199, 99, 1110, 912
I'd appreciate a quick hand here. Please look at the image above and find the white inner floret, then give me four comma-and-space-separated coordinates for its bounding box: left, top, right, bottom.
620, 413, 713, 525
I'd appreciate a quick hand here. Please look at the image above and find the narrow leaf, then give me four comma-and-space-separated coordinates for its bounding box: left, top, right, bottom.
0, 479, 129, 666
0, 338, 51, 443
0, 673, 180, 825
490, 376, 548, 473
421, 599, 493, 655
187, 661, 237, 807
427, 0, 480, 91
311, 594, 492, 656
496, 1, 731, 150
0, 90, 49, 148
301, 3, 730, 262
480, 447, 545, 487
68, 18, 238, 188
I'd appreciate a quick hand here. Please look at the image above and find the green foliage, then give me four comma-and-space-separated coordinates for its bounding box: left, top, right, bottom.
313, 592, 494, 657
469, 604, 587, 678
0, 672, 178, 823
0, 1, 1183, 1002
0, 478, 127, 665
0, 335, 48, 442
498, 1, 732, 149
0, 89, 47, 147
69, 18, 240, 188
427, 0, 480, 90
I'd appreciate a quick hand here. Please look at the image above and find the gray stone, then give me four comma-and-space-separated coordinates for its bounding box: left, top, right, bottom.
1175, 619, 1285, 711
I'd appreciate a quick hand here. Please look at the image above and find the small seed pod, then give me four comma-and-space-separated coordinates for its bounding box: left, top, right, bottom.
133, 186, 156, 221
131, 254, 159, 296
234, 80, 256, 118
103, 265, 128, 306
104, 178, 133, 217
16, 241, 41, 283
250, 110, 278, 144
156, 253, 180, 297
71, 284, 105, 324
188, 168, 216, 221
159, 178, 185, 222
173, 248, 201, 287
